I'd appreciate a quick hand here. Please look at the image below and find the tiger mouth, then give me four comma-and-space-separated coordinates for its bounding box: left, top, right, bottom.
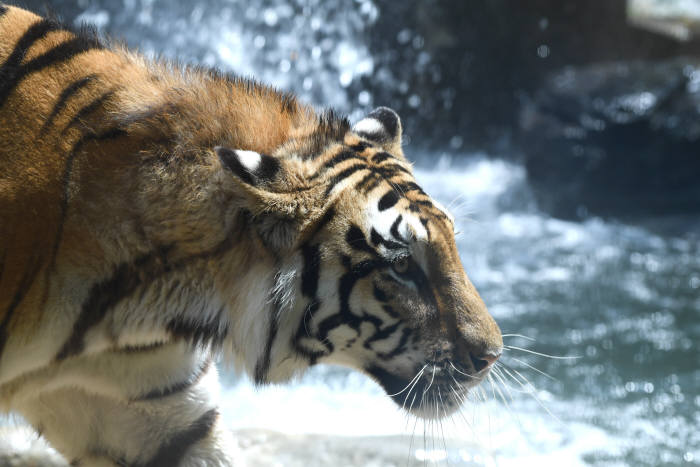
366, 360, 488, 419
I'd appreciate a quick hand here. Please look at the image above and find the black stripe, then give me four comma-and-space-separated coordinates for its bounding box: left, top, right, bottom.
1, 33, 101, 108
377, 162, 411, 176
139, 409, 218, 467
420, 217, 431, 240
362, 174, 383, 194
394, 181, 426, 196
254, 302, 279, 384
378, 190, 400, 211
40, 74, 97, 134
61, 88, 115, 135
315, 257, 383, 342
378, 327, 413, 359
354, 172, 377, 192
293, 300, 327, 364
364, 321, 401, 350
346, 225, 375, 255
294, 243, 328, 364
0, 250, 43, 363
135, 359, 211, 401
56, 235, 235, 361
0, 19, 61, 106
55, 246, 172, 361
324, 163, 368, 196
0, 5, 8, 17
300, 244, 321, 297
370, 228, 406, 250
349, 141, 370, 152
255, 270, 289, 384
22, 36, 102, 75
372, 283, 389, 302
313, 150, 364, 177
371, 152, 394, 164
49, 127, 128, 273
166, 309, 228, 347
390, 215, 404, 242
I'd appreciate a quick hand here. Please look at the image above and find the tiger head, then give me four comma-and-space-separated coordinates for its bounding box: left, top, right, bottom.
215, 107, 502, 419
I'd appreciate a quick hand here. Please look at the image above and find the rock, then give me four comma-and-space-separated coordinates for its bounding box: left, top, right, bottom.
518, 58, 700, 220
628, 0, 700, 41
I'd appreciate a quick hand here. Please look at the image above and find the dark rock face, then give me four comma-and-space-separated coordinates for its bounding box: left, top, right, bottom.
518, 59, 700, 220
366, 0, 700, 150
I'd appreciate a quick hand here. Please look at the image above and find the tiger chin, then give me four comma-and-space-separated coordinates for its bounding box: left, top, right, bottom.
0, 4, 502, 466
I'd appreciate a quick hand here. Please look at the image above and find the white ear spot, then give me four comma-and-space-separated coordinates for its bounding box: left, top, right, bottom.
235, 150, 262, 172
352, 118, 385, 137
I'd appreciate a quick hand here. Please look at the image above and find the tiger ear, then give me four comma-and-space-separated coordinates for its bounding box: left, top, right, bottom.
215, 146, 319, 252
215, 147, 281, 188
352, 107, 403, 154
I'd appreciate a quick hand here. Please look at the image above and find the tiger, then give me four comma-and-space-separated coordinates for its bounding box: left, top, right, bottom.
0, 3, 503, 466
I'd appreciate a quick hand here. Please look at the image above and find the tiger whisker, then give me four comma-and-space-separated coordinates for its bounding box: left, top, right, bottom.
499, 363, 563, 425
448, 361, 479, 379
510, 356, 558, 381
389, 364, 427, 397
504, 345, 579, 360
421, 365, 437, 395
501, 333, 536, 341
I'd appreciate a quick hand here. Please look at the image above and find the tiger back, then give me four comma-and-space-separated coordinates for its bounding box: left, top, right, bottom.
0, 4, 502, 466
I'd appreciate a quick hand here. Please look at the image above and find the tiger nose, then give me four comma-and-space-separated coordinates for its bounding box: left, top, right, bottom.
469, 350, 501, 372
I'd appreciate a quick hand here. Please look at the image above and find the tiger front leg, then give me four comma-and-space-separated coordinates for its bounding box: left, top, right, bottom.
11, 343, 237, 466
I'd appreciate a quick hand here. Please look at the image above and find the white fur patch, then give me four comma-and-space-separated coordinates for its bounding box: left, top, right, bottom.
234, 150, 262, 172
352, 118, 384, 136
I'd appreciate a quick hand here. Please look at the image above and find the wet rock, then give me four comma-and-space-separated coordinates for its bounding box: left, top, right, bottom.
518, 58, 700, 220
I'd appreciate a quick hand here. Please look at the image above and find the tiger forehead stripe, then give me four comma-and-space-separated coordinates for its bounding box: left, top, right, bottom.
321, 151, 413, 197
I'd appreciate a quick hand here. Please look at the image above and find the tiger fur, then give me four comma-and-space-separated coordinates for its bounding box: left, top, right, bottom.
0, 4, 503, 466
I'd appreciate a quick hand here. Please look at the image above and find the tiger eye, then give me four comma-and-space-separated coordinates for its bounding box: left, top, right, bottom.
392, 257, 410, 275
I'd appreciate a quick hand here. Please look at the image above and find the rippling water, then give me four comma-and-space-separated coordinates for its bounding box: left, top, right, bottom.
9, 1, 700, 465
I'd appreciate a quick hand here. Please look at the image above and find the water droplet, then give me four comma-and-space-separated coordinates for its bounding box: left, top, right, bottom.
339, 71, 353, 87
397, 29, 412, 44
449, 135, 463, 149
253, 35, 266, 49
263, 9, 278, 26
412, 35, 425, 49
358, 91, 370, 106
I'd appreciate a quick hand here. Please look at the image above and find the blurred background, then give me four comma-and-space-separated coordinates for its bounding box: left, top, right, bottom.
6, 0, 700, 465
